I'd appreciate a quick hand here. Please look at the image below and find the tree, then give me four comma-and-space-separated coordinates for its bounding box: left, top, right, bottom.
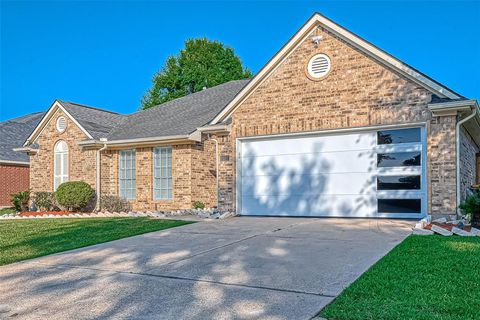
141, 38, 252, 109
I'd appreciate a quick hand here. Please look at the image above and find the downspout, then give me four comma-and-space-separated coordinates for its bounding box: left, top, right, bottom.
456, 106, 477, 215
96, 139, 108, 211
208, 134, 220, 209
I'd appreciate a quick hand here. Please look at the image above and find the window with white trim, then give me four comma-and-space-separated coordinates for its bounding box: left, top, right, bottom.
153, 147, 172, 200
119, 150, 136, 200
54, 140, 69, 190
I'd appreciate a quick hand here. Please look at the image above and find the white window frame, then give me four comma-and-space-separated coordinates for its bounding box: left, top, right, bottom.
54, 140, 69, 190
119, 150, 136, 200
153, 147, 173, 200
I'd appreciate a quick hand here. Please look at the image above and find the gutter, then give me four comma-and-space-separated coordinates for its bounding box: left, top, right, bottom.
96, 138, 108, 211
13, 147, 39, 154
0, 160, 30, 166
78, 134, 198, 148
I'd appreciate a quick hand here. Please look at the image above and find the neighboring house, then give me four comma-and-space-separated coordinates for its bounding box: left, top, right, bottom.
18, 13, 479, 218
0, 112, 44, 207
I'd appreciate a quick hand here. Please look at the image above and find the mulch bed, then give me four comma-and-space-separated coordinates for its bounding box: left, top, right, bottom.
18, 211, 81, 217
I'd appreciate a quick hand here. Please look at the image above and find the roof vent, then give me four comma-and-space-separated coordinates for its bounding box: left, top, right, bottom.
56, 116, 67, 133
307, 54, 331, 80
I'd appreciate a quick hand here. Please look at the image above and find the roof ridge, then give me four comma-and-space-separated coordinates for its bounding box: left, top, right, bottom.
58, 100, 121, 115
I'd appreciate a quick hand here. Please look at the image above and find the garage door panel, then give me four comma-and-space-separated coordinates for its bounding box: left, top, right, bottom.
241, 172, 376, 197
241, 132, 376, 157
238, 127, 426, 218
241, 150, 376, 176
241, 194, 377, 217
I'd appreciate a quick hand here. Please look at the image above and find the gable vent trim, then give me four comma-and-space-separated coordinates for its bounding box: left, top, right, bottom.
307, 54, 331, 79
56, 116, 67, 133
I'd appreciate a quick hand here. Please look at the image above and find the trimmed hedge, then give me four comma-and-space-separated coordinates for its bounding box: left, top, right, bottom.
55, 181, 95, 212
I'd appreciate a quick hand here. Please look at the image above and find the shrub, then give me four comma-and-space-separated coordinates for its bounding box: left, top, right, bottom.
459, 192, 480, 225
11, 190, 30, 212
55, 181, 95, 212
33, 192, 56, 211
100, 195, 131, 212
192, 201, 205, 209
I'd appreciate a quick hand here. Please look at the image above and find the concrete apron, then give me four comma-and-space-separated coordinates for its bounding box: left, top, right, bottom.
0, 217, 413, 320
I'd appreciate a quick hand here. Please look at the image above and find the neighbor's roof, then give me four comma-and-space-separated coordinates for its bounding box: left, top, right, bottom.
0, 112, 45, 163
106, 79, 249, 141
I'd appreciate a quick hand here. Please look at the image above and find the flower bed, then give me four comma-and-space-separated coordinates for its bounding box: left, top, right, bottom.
18, 211, 75, 217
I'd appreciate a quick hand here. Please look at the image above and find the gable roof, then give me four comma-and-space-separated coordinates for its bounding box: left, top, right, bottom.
24, 80, 250, 147
210, 13, 465, 124
24, 100, 127, 146
106, 80, 249, 141
58, 100, 126, 139
0, 112, 45, 163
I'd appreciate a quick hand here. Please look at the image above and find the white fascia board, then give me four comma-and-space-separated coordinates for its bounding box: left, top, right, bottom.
78, 134, 195, 148
24, 100, 93, 146
211, 13, 462, 125
196, 124, 231, 133
0, 160, 30, 166
13, 147, 39, 154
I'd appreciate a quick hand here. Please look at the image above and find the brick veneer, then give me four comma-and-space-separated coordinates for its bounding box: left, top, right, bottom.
215, 25, 458, 216
99, 139, 216, 211
29, 108, 96, 193
0, 164, 29, 207
460, 126, 480, 199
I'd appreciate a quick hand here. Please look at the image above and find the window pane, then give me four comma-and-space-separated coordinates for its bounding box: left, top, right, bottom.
377, 175, 421, 190
378, 199, 421, 213
377, 128, 421, 145
377, 152, 421, 167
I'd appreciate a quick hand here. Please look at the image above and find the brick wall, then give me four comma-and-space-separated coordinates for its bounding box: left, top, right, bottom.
100, 139, 216, 211
460, 126, 480, 200
0, 164, 29, 207
216, 25, 457, 216
30, 108, 96, 193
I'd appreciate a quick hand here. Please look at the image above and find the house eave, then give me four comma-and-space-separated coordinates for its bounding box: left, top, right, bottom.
196, 124, 231, 134
12, 147, 39, 155
428, 99, 478, 116
78, 134, 200, 149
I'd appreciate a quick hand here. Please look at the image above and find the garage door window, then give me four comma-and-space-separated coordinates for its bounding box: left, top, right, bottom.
375, 127, 424, 216
377, 152, 421, 167
378, 199, 421, 214
377, 128, 421, 145
377, 175, 421, 190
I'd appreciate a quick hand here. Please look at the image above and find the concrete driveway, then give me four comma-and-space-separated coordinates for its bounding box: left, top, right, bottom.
0, 217, 413, 319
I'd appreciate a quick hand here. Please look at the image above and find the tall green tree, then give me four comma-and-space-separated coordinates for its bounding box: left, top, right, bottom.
141, 38, 252, 109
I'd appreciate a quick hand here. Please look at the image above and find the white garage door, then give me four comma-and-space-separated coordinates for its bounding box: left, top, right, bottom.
237, 127, 426, 218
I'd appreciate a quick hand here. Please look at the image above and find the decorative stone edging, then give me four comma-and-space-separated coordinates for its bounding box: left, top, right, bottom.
0, 208, 237, 220
412, 214, 480, 237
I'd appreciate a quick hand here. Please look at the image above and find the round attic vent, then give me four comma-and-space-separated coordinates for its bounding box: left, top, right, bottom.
56, 116, 67, 133
307, 54, 331, 80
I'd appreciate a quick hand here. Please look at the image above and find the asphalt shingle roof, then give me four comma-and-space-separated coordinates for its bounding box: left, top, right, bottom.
106, 79, 250, 141
57, 101, 126, 139
0, 112, 45, 163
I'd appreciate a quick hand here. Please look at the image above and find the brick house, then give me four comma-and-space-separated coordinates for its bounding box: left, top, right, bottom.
0, 112, 44, 207
18, 13, 479, 218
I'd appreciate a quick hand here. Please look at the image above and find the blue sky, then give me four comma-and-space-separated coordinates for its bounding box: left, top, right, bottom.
1, 1, 479, 120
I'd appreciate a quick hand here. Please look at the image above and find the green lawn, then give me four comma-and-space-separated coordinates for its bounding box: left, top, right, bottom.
0, 218, 192, 266
0, 207, 16, 215
321, 235, 480, 320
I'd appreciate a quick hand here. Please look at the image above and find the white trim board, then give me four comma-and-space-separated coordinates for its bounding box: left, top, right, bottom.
211, 13, 462, 124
